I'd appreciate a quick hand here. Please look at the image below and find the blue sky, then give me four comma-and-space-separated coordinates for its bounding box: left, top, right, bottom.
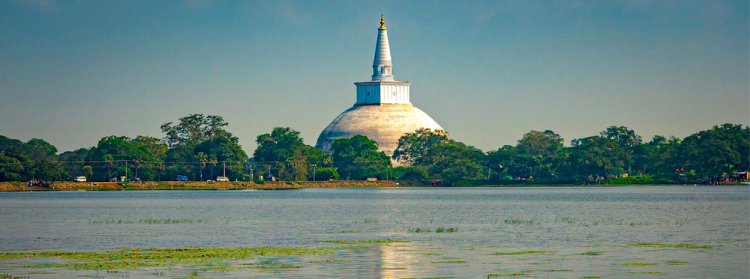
1, 0, 747, 153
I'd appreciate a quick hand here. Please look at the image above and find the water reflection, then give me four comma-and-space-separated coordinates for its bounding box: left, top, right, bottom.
378, 242, 418, 279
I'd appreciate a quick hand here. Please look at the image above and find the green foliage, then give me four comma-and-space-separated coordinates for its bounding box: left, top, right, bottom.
160, 114, 230, 148
397, 166, 428, 181
193, 136, 248, 180
0, 136, 66, 181
633, 135, 681, 179
426, 141, 485, 184
0, 246, 338, 270
0, 152, 24, 181
0, 118, 746, 185
600, 126, 642, 172
393, 129, 485, 185
392, 128, 450, 165
674, 124, 749, 178
331, 135, 391, 180
253, 127, 324, 181
605, 175, 654, 185
563, 136, 627, 181
82, 166, 93, 179
86, 135, 162, 181
59, 148, 91, 180
313, 167, 339, 180
488, 130, 566, 181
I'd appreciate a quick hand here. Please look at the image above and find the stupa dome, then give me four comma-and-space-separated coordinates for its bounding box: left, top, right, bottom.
316, 104, 443, 157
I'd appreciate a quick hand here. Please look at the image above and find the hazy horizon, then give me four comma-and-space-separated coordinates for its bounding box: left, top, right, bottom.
1, 0, 747, 154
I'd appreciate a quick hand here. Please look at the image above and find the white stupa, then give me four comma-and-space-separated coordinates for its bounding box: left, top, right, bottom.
316, 16, 444, 158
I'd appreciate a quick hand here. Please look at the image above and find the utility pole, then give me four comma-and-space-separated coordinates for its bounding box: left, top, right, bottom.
312, 164, 317, 181
248, 162, 255, 182
223, 161, 226, 177
124, 160, 128, 182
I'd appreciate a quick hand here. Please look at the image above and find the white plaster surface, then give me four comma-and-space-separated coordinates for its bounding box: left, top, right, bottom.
315, 104, 443, 157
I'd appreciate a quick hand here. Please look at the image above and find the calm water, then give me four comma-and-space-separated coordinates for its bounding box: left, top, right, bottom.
0, 186, 748, 278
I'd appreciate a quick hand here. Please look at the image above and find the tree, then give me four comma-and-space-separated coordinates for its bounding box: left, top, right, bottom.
290, 149, 308, 181
20, 139, 66, 181
160, 114, 230, 148
491, 130, 566, 181
196, 152, 208, 181
104, 154, 114, 180
133, 136, 168, 159
87, 135, 161, 181
674, 124, 749, 178
133, 158, 141, 180
486, 145, 515, 180
82, 165, 93, 180
0, 152, 24, 181
392, 128, 449, 165
426, 141, 485, 184
313, 167, 339, 180
28, 158, 67, 181
59, 148, 90, 181
393, 129, 485, 185
193, 135, 249, 180
208, 155, 218, 179
155, 160, 164, 181
163, 145, 196, 180
23, 138, 57, 161
633, 135, 681, 178
600, 126, 642, 174
563, 136, 627, 182
253, 127, 311, 180
331, 135, 391, 180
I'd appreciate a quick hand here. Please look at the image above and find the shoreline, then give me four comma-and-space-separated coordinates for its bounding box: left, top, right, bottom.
0, 181, 745, 192
0, 181, 398, 192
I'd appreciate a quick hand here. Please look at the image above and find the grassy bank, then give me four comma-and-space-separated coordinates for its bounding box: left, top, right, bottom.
0, 180, 397, 192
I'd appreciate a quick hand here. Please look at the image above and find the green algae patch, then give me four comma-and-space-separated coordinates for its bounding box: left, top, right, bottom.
2, 246, 337, 270
503, 219, 534, 225
581, 251, 603, 256
666, 260, 688, 265
622, 262, 658, 267
242, 262, 301, 270
629, 242, 714, 249
628, 271, 664, 275
321, 239, 410, 245
491, 250, 554, 256
487, 272, 528, 277
535, 269, 572, 272
308, 258, 350, 264
432, 259, 467, 264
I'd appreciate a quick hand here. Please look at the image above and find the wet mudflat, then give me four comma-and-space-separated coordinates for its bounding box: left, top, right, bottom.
0, 186, 747, 278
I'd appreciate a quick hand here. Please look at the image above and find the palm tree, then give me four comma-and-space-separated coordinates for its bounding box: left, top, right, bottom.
104, 154, 114, 180
156, 160, 164, 181
209, 155, 218, 180
82, 165, 93, 181
133, 158, 141, 181
196, 152, 208, 181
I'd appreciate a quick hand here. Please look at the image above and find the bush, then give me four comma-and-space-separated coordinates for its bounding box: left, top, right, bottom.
605, 175, 654, 185
313, 167, 339, 181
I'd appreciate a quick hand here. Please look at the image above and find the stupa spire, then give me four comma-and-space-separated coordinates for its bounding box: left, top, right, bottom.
372, 15, 394, 81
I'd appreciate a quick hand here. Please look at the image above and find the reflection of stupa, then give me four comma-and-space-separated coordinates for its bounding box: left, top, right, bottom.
316, 16, 444, 157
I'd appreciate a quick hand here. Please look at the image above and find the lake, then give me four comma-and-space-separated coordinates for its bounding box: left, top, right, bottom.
0, 186, 748, 278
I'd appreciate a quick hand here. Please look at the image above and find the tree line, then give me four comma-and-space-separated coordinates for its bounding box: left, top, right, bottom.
0, 113, 747, 185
